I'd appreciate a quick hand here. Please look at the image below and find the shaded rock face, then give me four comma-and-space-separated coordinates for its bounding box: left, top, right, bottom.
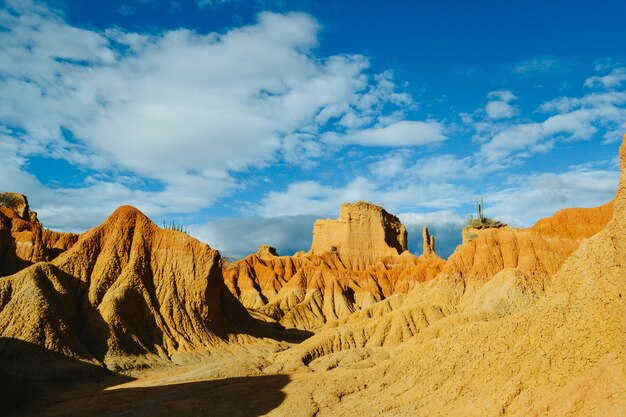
0, 194, 78, 276
0, 205, 260, 377
0, 192, 37, 223
310, 202, 407, 263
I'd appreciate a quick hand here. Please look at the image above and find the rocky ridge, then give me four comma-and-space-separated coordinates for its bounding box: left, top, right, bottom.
0, 205, 271, 378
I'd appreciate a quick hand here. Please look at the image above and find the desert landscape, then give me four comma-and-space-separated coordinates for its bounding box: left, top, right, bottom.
2, 1, 626, 416
0, 136, 623, 416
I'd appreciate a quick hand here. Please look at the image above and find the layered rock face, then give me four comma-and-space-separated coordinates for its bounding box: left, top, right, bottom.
310, 202, 407, 265
0, 192, 78, 276
224, 202, 444, 330
0, 205, 260, 378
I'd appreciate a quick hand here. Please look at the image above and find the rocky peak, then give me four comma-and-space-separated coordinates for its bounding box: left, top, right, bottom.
310, 201, 407, 261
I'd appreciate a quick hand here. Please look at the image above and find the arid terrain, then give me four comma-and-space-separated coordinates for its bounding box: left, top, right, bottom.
0, 136, 624, 417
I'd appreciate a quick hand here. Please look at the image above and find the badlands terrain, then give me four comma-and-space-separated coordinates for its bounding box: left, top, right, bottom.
0, 136, 624, 416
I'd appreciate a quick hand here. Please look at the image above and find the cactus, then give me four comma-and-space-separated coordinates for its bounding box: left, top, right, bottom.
162, 220, 189, 234
466, 197, 505, 228
477, 197, 485, 224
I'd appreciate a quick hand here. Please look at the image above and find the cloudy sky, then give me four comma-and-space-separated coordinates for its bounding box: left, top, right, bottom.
1, 0, 625, 259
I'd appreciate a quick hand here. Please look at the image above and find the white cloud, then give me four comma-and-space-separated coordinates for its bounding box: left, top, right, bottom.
479, 91, 626, 165
324, 120, 446, 147
257, 174, 472, 218
487, 90, 516, 102
485, 167, 619, 226
485, 90, 517, 120
367, 150, 410, 179
486, 101, 517, 120
584, 67, 626, 89
0, 2, 434, 229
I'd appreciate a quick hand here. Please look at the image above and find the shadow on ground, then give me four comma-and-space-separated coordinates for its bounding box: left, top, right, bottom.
0, 338, 291, 417
9, 373, 291, 417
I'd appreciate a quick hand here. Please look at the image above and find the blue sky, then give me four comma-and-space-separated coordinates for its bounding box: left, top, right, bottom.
1, 0, 625, 259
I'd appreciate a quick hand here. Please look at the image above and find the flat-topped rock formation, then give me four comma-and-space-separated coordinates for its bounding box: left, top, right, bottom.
310, 202, 407, 265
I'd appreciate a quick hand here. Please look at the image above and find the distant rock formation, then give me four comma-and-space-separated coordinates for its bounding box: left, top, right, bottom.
310, 202, 407, 265
224, 202, 444, 330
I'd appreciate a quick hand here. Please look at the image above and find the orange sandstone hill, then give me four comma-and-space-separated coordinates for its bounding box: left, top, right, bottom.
224, 202, 445, 330
0, 205, 270, 379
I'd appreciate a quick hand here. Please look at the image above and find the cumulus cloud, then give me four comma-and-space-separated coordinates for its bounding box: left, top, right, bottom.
0, 1, 436, 229
584, 67, 626, 89
478, 91, 626, 166
257, 175, 472, 218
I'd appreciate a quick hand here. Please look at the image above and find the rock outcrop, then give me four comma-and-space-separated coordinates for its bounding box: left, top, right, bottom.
310, 202, 407, 266
0, 193, 78, 276
0, 192, 37, 223
257, 245, 279, 258
422, 226, 436, 258
0, 205, 263, 378
224, 202, 444, 330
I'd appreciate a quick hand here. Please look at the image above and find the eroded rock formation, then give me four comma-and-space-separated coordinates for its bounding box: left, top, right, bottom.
261, 136, 625, 417
0, 205, 262, 377
310, 202, 407, 265
224, 202, 444, 330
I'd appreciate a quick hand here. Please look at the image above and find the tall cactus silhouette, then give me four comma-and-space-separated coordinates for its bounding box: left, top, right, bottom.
477, 197, 485, 224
